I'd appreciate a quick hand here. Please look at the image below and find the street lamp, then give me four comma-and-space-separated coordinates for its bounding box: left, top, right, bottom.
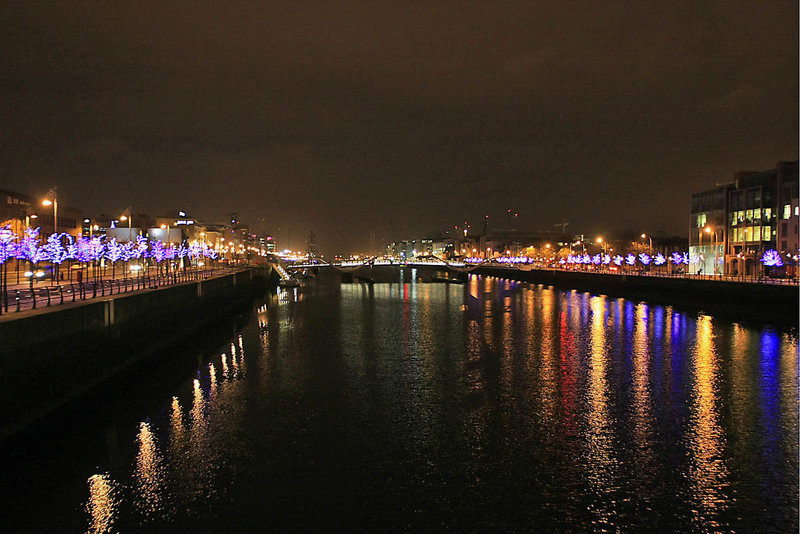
120, 209, 132, 242
596, 236, 607, 254
641, 233, 653, 254
42, 188, 58, 236
704, 225, 719, 275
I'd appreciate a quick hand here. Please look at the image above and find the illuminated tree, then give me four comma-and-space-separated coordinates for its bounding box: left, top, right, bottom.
638, 253, 651, 265
0, 226, 16, 312
105, 238, 124, 279
41, 233, 69, 281
591, 254, 601, 265
601, 254, 611, 265
17, 227, 45, 265
613, 255, 624, 266
761, 249, 783, 267
625, 253, 636, 266
654, 253, 666, 266
671, 251, 683, 265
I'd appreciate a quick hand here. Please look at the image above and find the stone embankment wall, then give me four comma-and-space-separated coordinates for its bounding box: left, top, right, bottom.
473, 266, 798, 321
0, 268, 272, 441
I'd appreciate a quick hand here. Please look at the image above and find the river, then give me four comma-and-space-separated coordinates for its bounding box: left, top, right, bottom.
2, 273, 797, 531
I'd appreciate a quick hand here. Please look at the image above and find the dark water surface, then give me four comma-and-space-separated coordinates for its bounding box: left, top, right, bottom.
2, 275, 798, 532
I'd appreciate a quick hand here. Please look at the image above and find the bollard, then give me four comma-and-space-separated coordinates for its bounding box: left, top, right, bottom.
46, 287, 51, 307
60, 286, 64, 304
15, 290, 20, 312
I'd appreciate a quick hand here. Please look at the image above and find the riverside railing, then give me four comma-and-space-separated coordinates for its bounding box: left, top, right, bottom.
482, 262, 799, 285
0, 265, 242, 315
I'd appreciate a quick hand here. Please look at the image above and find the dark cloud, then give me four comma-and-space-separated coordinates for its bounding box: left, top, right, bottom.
0, 1, 796, 253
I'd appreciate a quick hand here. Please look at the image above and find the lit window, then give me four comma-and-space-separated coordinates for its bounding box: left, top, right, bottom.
764, 207, 772, 220
763, 226, 771, 241
795, 206, 799, 216
784, 204, 791, 219
752, 226, 761, 241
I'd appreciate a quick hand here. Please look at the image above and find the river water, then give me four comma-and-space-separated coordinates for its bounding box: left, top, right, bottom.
2, 274, 798, 532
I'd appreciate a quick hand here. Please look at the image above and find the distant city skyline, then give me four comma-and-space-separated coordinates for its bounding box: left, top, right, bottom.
1, 2, 796, 255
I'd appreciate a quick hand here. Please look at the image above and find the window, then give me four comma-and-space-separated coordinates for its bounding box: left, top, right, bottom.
745, 209, 753, 223
763, 226, 772, 241
795, 206, 799, 216
784, 204, 791, 219
753, 208, 761, 220
782, 222, 788, 234
752, 226, 761, 241
696, 213, 706, 228
764, 207, 772, 221
782, 241, 788, 251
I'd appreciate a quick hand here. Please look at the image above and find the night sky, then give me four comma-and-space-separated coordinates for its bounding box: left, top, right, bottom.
1, 2, 797, 254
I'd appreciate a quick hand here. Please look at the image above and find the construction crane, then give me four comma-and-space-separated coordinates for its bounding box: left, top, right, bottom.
554, 221, 569, 233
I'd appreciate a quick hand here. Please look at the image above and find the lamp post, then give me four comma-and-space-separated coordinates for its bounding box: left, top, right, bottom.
640, 233, 653, 254
120, 211, 132, 243
42, 188, 57, 237
704, 226, 719, 275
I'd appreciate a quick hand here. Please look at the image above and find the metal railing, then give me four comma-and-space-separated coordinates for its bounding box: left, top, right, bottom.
483, 263, 799, 285
0, 265, 241, 315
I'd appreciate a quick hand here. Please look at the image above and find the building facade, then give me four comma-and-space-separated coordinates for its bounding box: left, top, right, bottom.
690, 161, 798, 277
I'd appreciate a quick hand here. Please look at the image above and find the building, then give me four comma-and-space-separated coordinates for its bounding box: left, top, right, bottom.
0, 188, 82, 239
689, 184, 728, 275
776, 163, 799, 261
690, 161, 798, 276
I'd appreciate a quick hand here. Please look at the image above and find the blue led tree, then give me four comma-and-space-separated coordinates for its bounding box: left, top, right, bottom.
41, 233, 68, 282
671, 251, 683, 265
602, 254, 611, 265
639, 253, 651, 266
761, 249, 783, 276
0, 226, 16, 312
17, 227, 45, 266
654, 253, 666, 266
625, 253, 636, 266
105, 238, 124, 279
613, 255, 624, 266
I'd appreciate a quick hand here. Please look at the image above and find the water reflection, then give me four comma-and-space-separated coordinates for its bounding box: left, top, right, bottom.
85, 473, 117, 534
585, 296, 619, 530
686, 316, 730, 530
134, 421, 165, 520
70, 279, 798, 532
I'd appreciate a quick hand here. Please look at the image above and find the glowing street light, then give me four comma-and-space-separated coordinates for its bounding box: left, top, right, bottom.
704, 225, 720, 275
120, 209, 132, 242
42, 188, 58, 236
641, 233, 653, 253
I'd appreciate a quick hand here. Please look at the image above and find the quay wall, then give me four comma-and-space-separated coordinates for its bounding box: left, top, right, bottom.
473, 266, 798, 320
0, 268, 272, 441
